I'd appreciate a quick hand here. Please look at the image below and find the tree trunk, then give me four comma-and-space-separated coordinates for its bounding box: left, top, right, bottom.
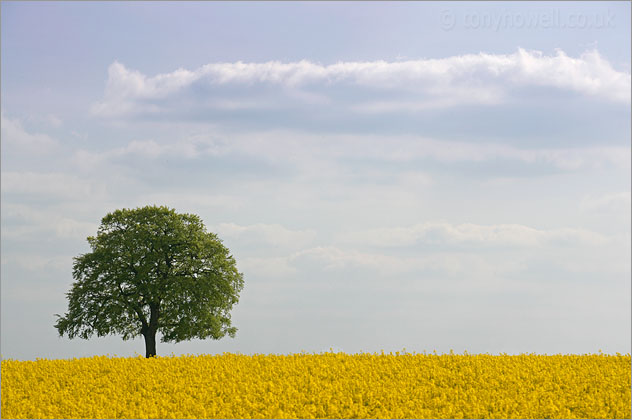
142, 303, 160, 358
143, 329, 157, 358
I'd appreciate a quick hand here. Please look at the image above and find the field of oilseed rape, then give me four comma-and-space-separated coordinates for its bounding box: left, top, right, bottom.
1, 352, 630, 419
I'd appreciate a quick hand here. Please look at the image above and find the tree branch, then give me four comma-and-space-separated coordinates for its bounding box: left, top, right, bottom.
116, 282, 147, 329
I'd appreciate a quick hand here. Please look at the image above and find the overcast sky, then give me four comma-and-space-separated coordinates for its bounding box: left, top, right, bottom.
2, 1, 630, 360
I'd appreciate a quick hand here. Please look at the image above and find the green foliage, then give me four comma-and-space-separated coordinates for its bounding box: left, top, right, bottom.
55, 205, 244, 345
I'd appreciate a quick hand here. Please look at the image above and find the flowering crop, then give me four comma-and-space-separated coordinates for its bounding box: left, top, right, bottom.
2, 352, 630, 419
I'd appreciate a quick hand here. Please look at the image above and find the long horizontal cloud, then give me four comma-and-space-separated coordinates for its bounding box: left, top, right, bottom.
337, 222, 609, 248
72, 129, 630, 174
237, 225, 622, 282
288, 246, 517, 277
92, 48, 630, 118
237, 246, 526, 281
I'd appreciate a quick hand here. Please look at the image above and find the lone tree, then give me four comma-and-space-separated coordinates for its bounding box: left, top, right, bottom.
55, 205, 244, 358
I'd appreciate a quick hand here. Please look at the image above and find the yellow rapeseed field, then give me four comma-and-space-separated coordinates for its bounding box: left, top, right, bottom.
2, 352, 630, 419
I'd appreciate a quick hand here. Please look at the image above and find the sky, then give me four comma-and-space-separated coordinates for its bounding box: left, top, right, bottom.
1, 1, 630, 360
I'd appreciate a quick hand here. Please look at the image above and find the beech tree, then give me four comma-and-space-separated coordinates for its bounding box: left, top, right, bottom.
55, 205, 244, 358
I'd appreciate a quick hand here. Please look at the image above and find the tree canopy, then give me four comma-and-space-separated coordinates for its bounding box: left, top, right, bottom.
55, 205, 244, 357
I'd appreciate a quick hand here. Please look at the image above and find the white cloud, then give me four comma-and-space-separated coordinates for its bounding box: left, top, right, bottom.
71, 135, 227, 168
580, 192, 632, 214
1, 254, 72, 273
54, 218, 101, 240
211, 223, 317, 249
2, 203, 99, 241
45, 114, 63, 128
286, 246, 525, 279
337, 222, 609, 248
72, 129, 631, 173
1, 284, 66, 303
22, 114, 63, 128
116, 135, 227, 159
133, 192, 246, 212
239, 256, 297, 279
92, 49, 630, 117
338, 136, 630, 170
1, 171, 106, 199
230, 221, 623, 284
509, 49, 630, 102
1, 113, 58, 152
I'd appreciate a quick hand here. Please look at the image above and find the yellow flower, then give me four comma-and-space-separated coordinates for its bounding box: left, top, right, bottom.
1, 352, 629, 418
